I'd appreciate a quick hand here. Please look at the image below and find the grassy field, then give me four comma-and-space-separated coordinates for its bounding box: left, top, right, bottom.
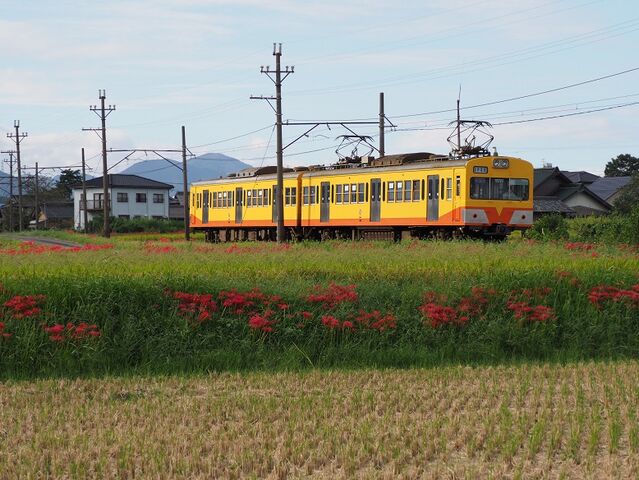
0, 233, 638, 377
2, 361, 639, 479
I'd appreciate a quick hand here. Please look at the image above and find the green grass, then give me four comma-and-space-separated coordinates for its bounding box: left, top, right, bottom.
0, 234, 638, 379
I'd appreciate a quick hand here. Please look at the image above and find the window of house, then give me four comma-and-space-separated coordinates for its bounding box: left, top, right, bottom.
446, 178, 452, 200
118, 215, 130, 219
136, 193, 147, 203
388, 182, 395, 202
117, 192, 128, 202
152, 215, 163, 220
456, 176, 461, 196
153, 193, 164, 204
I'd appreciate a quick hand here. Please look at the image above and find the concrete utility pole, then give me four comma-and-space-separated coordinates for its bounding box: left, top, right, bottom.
34, 162, 39, 230
379, 92, 385, 158
6, 121, 27, 231
251, 43, 294, 243
1, 152, 15, 231
181, 126, 190, 241
83, 90, 115, 238
81, 148, 88, 233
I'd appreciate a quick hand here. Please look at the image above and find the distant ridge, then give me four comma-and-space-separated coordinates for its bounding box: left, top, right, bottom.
118, 153, 252, 191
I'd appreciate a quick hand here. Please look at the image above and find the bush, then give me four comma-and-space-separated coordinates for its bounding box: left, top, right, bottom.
87, 216, 184, 234
528, 214, 568, 241
568, 208, 639, 245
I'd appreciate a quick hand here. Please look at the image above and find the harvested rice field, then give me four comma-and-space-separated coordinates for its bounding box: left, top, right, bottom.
2, 361, 639, 479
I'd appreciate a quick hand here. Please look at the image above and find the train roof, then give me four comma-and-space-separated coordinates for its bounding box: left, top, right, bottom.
191, 154, 528, 186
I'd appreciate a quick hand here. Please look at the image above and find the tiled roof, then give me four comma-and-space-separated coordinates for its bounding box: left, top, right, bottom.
533, 197, 576, 214
73, 174, 173, 190
562, 171, 600, 184
588, 176, 632, 201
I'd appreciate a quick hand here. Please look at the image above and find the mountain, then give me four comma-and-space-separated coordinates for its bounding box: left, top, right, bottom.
0, 170, 18, 201
118, 153, 251, 191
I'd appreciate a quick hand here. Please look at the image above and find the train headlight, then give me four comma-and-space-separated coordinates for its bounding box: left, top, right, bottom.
493, 158, 510, 169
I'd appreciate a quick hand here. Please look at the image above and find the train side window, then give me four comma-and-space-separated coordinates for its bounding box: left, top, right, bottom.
257, 189, 263, 206
456, 176, 461, 196
382, 182, 385, 201
246, 190, 252, 208
365, 183, 369, 202
303, 186, 309, 205
388, 182, 395, 202
440, 178, 445, 199
351, 183, 358, 203
421, 180, 425, 200
404, 180, 412, 202
358, 183, 365, 203
396, 181, 403, 201
336, 184, 343, 204
229, 191, 233, 207
446, 178, 452, 200
412, 180, 420, 201
343, 184, 349, 204
331, 185, 334, 203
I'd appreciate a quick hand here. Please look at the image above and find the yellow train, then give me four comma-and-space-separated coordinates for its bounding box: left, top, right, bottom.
189, 152, 533, 241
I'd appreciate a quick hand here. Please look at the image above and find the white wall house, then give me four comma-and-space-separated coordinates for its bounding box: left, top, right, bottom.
72, 174, 172, 230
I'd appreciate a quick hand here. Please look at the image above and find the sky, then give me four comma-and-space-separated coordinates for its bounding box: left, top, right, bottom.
0, 0, 638, 182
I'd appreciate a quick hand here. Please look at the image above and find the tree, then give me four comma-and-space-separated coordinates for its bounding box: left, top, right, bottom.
605, 154, 639, 177
55, 169, 82, 199
614, 175, 639, 215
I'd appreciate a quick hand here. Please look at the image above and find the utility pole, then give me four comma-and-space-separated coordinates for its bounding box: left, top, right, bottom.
1, 152, 15, 231
379, 92, 385, 158
34, 162, 39, 230
81, 148, 88, 233
7, 121, 27, 231
251, 43, 294, 243
83, 90, 115, 238
181, 126, 190, 241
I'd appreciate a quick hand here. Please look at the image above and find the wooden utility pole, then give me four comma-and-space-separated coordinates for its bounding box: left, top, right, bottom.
83, 90, 115, 238
181, 126, 190, 241
81, 148, 88, 233
251, 43, 294, 243
7, 121, 27, 231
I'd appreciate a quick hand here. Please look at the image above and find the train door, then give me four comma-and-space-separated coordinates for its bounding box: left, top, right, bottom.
235, 187, 243, 224
427, 175, 439, 221
272, 185, 278, 223
370, 178, 381, 222
320, 182, 330, 222
202, 190, 209, 224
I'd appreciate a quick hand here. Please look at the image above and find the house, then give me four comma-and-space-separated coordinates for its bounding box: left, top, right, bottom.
587, 176, 632, 206
36, 201, 74, 229
533, 168, 611, 219
168, 191, 186, 222
72, 174, 173, 230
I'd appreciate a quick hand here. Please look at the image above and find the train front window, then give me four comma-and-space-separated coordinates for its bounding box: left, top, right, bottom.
470, 177, 529, 200
470, 178, 490, 199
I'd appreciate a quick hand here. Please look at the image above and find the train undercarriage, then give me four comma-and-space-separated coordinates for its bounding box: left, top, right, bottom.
198, 224, 516, 243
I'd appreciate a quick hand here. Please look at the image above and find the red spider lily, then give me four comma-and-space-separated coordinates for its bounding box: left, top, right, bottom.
588, 284, 639, 308
353, 310, 397, 331
172, 292, 218, 322
42, 322, 101, 342
555, 270, 582, 287
0, 242, 113, 255
306, 283, 358, 309
3, 294, 46, 319
419, 288, 494, 328
564, 242, 596, 251
219, 290, 255, 314
144, 242, 178, 254
506, 301, 555, 322
320, 315, 353, 330
300, 311, 313, 319
0, 322, 11, 338
248, 313, 275, 333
